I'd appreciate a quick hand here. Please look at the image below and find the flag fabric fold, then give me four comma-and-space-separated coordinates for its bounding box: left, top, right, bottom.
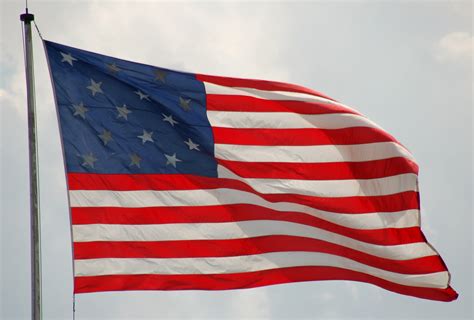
44, 40, 457, 301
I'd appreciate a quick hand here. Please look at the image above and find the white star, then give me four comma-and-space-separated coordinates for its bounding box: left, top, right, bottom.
129, 153, 142, 168
164, 153, 182, 168
137, 129, 154, 144
155, 69, 167, 82
179, 97, 191, 111
184, 138, 200, 151
116, 104, 132, 120
60, 52, 77, 66
81, 152, 98, 168
98, 129, 113, 145
162, 113, 178, 126
72, 102, 88, 119
107, 62, 120, 74
86, 79, 103, 96
134, 90, 150, 101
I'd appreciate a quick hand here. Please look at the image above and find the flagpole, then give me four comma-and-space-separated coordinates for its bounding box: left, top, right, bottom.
20, 8, 42, 320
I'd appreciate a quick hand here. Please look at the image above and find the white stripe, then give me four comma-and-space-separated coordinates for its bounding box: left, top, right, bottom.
69, 189, 420, 230
203, 81, 363, 116
74, 252, 449, 289
215, 142, 415, 163
218, 165, 417, 197
72, 220, 435, 260
204, 81, 341, 106
207, 111, 381, 130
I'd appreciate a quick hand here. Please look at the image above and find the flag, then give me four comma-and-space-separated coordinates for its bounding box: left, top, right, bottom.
44, 40, 457, 301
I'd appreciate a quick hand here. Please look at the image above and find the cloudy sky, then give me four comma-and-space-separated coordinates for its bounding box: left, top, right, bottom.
1, 1, 472, 319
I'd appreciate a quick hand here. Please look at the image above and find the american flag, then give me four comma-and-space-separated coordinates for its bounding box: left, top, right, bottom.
44, 40, 457, 301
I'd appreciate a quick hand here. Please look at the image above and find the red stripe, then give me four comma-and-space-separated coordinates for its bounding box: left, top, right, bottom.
206, 94, 357, 114
73, 237, 445, 275
218, 158, 418, 180
74, 267, 458, 302
212, 127, 397, 146
71, 205, 424, 246
197, 74, 335, 101
67, 173, 419, 214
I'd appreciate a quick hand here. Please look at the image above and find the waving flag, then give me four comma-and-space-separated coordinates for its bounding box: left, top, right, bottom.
44, 40, 457, 301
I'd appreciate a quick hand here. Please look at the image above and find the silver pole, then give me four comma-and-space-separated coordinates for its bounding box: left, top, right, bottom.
20, 9, 42, 320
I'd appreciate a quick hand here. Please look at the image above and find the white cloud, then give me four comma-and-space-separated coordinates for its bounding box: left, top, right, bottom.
448, 1, 473, 17
434, 31, 473, 63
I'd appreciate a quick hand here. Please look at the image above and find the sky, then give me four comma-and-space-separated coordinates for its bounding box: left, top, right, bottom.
0, 1, 472, 319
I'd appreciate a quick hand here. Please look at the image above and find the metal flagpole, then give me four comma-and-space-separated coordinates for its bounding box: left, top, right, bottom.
20, 8, 42, 320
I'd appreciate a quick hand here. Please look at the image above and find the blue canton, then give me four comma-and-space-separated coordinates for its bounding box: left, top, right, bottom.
45, 41, 217, 177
